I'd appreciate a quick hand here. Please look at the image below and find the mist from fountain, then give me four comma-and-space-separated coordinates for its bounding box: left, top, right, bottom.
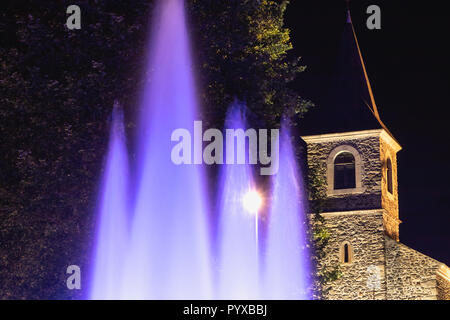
89, 102, 130, 300
119, 0, 212, 299
216, 102, 261, 299
89, 0, 312, 300
263, 127, 311, 299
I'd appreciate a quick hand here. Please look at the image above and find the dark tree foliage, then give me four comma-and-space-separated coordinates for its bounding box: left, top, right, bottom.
0, 0, 153, 299
0, 0, 312, 299
189, 0, 313, 128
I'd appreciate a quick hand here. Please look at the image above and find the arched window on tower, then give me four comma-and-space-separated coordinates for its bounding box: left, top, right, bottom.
387, 158, 393, 194
334, 153, 356, 190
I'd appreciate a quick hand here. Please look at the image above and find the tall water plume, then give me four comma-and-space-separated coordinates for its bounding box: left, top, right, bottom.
89, 0, 313, 300
216, 102, 260, 299
263, 127, 311, 299
121, 0, 212, 299
89, 102, 130, 300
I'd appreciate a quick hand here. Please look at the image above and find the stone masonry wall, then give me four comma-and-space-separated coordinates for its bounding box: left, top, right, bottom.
437, 274, 450, 300
306, 135, 382, 212
317, 211, 387, 300
380, 136, 400, 240
304, 131, 447, 300
385, 237, 441, 300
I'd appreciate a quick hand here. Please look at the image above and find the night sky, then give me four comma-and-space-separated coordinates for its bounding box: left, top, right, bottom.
286, 0, 449, 265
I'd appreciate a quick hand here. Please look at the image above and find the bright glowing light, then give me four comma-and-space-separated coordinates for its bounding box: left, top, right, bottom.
242, 190, 263, 214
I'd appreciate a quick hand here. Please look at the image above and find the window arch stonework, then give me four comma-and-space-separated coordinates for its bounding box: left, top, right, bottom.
327, 145, 365, 196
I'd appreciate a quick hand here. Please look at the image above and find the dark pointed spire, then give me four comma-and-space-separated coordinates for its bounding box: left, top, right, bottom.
346, 6, 396, 139
346, 0, 352, 24
300, 2, 398, 144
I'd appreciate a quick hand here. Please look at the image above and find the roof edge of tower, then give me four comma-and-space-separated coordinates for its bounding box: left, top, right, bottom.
302, 128, 382, 142
380, 129, 402, 152
302, 128, 402, 151
438, 264, 450, 283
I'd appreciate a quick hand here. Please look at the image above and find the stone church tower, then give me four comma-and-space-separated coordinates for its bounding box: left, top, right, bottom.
300, 9, 450, 300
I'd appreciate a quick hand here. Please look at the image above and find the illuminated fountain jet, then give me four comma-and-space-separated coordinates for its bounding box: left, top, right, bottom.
263, 127, 311, 299
216, 102, 261, 299
120, 0, 212, 299
89, 102, 130, 300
